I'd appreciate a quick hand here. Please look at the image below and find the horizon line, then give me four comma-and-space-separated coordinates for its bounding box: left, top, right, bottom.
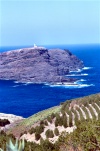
0, 43, 100, 48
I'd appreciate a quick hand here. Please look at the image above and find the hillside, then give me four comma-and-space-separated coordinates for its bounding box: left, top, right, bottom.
5, 93, 100, 140
0, 46, 84, 83
0, 93, 100, 150
0, 93, 100, 151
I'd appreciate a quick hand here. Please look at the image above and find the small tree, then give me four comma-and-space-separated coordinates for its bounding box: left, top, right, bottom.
40, 120, 44, 125
54, 128, 59, 136
69, 112, 73, 127
35, 125, 44, 134
55, 114, 62, 126
55, 119, 58, 127
63, 114, 68, 128
47, 116, 52, 123
44, 120, 48, 126
29, 127, 36, 134
51, 113, 55, 119
35, 132, 41, 141
45, 129, 54, 138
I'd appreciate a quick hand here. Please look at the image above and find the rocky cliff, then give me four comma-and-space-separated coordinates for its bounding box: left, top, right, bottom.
0, 46, 84, 83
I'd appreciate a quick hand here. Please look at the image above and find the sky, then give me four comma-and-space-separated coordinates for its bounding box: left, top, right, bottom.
0, 0, 100, 46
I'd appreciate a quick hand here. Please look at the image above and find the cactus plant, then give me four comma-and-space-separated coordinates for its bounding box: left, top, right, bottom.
0, 139, 24, 151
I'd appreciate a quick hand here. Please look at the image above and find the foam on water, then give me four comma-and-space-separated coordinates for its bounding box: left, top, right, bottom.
66, 73, 88, 76
78, 79, 86, 82
70, 69, 82, 73
82, 67, 93, 70
12, 85, 20, 87
14, 81, 20, 84
70, 67, 93, 73
49, 83, 94, 88
23, 82, 34, 85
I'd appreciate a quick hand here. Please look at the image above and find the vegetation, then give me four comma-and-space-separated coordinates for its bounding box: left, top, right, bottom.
0, 93, 100, 151
0, 136, 24, 151
35, 132, 41, 141
0, 119, 100, 151
54, 128, 59, 136
57, 119, 100, 151
45, 129, 54, 138
7, 105, 61, 137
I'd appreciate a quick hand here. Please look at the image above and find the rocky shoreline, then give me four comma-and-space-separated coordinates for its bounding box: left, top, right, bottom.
0, 113, 24, 131
0, 46, 84, 84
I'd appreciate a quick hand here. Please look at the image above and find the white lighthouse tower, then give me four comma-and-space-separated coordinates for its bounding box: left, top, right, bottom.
34, 44, 37, 48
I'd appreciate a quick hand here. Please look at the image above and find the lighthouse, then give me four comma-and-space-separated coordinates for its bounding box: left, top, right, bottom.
34, 44, 37, 48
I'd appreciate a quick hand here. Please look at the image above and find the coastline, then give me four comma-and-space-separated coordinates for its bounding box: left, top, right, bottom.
0, 113, 24, 123
11, 66, 94, 88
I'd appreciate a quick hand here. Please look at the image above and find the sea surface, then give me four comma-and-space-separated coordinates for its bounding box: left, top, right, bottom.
0, 44, 100, 117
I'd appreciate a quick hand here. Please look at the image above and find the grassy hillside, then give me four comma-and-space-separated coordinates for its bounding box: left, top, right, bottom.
0, 93, 100, 151
6, 105, 61, 137
6, 93, 100, 137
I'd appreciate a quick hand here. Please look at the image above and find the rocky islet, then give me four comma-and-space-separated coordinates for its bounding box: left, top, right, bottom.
0, 46, 84, 84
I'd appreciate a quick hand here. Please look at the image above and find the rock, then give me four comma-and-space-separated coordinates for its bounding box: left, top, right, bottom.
0, 46, 84, 83
0, 113, 24, 131
0, 113, 24, 123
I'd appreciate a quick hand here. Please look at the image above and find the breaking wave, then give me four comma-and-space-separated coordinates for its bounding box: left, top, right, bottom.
66, 73, 88, 76
49, 83, 94, 88
82, 67, 93, 70
70, 67, 93, 73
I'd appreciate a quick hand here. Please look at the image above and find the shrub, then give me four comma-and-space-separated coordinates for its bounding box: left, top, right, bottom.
47, 116, 52, 123
40, 120, 44, 125
51, 113, 55, 119
55, 119, 58, 127
45, 129, 54, 138
69, 112, 73, 127
29, 127, 36, 134
61, 110, 65, 115
35, 125, 44, 134
0, 139, 25, 151
40, 139, 55, 151
55, 114, 63, 126
63, 115, 68, 128
35, 132, 41, 141
44, 120, 48, 126
54, 128, 59, 136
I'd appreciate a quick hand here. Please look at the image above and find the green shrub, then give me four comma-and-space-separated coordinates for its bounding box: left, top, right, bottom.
54, 128, 59, 136
55, 114, 63, 126
68, 112, 73, 127
35, 133, 41, 141
35, 125, 44, 134
29, 127, 36, 134
44, 120, 48, 126
63, 114, 68, 128
45, 129, 54, 138
0, 139, 25, 151
47, 116, 52, 123
51, 113, 55, 119
40, 120, 44, 125
55, 119, 58, 127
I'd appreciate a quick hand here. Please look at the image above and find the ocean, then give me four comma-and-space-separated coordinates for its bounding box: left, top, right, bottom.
0, 44, 100, 118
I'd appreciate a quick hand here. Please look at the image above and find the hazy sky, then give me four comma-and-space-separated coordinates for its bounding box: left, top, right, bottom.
0, 0, 100, 46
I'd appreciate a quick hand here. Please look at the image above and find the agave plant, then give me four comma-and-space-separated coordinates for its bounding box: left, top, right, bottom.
0, 139, 24, 151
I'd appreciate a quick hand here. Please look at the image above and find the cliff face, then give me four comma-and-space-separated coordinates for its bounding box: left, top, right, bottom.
0, 47, 84, 83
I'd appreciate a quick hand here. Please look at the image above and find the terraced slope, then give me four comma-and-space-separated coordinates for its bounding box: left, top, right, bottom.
6, 105, 61, 137
6, 93, 100, 143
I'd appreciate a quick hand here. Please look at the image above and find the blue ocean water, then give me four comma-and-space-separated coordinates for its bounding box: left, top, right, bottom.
0, 44, 100, 117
